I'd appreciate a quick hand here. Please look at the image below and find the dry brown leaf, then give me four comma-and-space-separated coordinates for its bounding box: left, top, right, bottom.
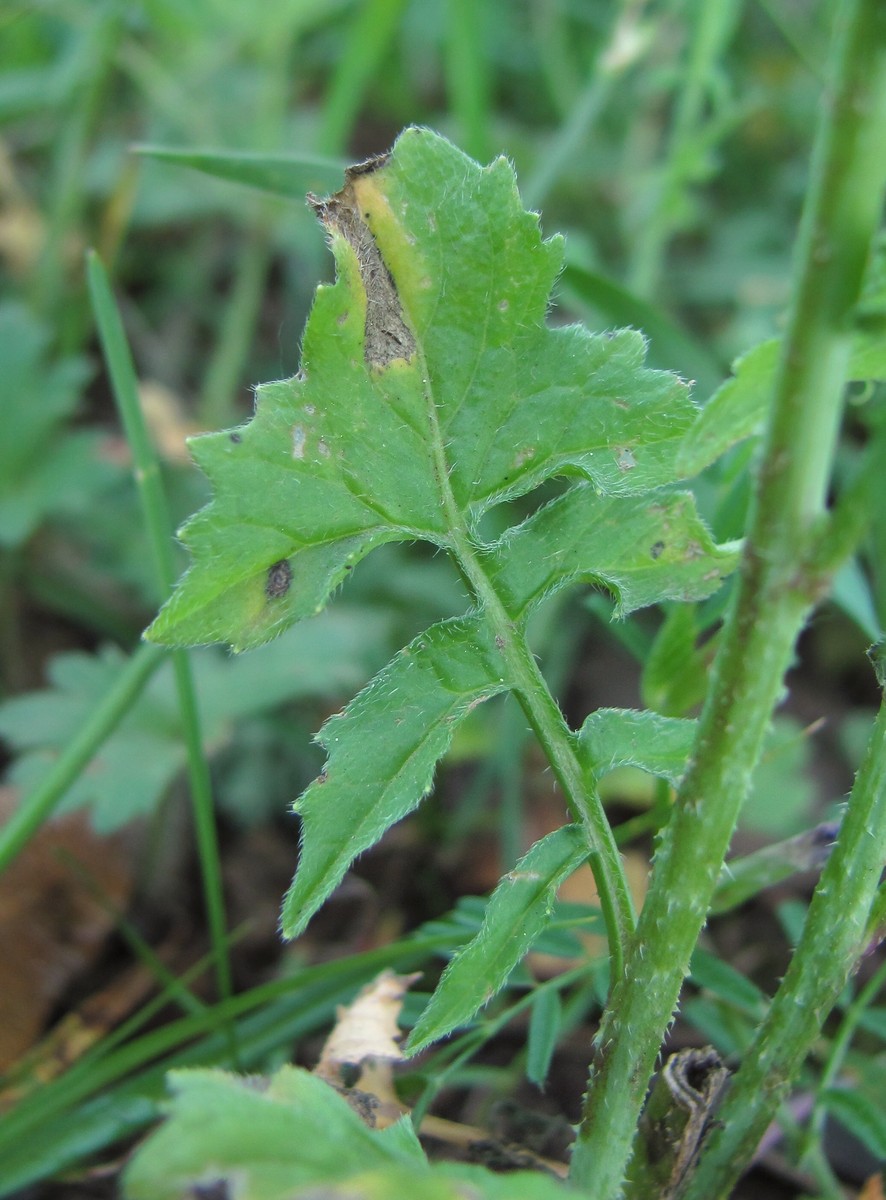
315, 969, 420, 1081
859, 1174, 885, 1200
0, 789, 134, 1071
139, 381, 201, 464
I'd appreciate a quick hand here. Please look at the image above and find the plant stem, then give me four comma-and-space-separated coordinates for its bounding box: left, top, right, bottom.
569, 1, 886, 1193
87, 253, 234, 1013
414, 340, 636, 984
0, 642, 166, 876
682, 695, 886, 1199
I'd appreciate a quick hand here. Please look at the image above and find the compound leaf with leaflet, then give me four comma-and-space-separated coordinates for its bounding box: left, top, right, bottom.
147, 127, 738, 940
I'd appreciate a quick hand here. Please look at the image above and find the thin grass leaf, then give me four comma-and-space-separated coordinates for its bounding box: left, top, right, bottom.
819, 1087, 886, 1159
527, 988, 563, 1087
133, 145, 346, 200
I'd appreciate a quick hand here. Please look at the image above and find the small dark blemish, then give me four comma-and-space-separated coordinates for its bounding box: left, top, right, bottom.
344, 564, 352, 570
265, 559, 292, 600
230, 432, 242, 444
651, 541, 665, 559
190, 1182, 229, 1200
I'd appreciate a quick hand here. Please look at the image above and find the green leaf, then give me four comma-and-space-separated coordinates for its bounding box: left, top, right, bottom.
122, 1066, 421, 1200
144, 127, 739, 951
0, 609, 388, 833
134, 145, 346, 200
282, 617, 510, 937
677, 325, 886, 483
407, 825, 589, 1054
677, 339, 779, 480
527, 988, 563, 1086
688, 948, 767, 1015
740, 716, 816, 838
820, 1086, 886, 1159
122, 1065, 571, 1200
577, 708, 697, 784
559, 256, 725, 400
0, 302, 109, 547
641, 604, 709, 716
146, 128, 716, 652
487, 488, 740, 621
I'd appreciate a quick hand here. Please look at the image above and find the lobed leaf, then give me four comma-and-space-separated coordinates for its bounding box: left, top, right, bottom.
144, 127, 743, 952
577, 708, 697, 785
0, 302, 109, 548
147, 128, 713, 652
123, 1064, 571, 1200
282, 617, 511, 937
122, 1066, 417, 1200
407, 825, 589, 1054
487, 486, 739, 621
0, 610, 388, 832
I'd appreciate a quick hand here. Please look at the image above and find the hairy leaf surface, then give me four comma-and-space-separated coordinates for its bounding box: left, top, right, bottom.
407, 825, 589, 1053
123, 1065, 570, 1200
146, 128, 738, 942
283, 617, 511, 936
147, 129, 717, 652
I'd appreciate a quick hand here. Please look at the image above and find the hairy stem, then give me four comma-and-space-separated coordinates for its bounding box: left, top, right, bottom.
415, 343, 637, 984
570, 1, 886, 1193
682, 695, 886, 1199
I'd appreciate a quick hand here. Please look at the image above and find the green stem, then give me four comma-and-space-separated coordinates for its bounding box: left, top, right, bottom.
570, 1, 886, 1193
415, 347, 636, 986
455, 530, 636, 985
682, 695, 886, 1199
86, 253, 234, 1012
0, 642, 166, 876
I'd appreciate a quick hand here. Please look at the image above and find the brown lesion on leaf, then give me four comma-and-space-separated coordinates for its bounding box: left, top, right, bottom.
265, 559, 292, 600
309, 154, 416, 369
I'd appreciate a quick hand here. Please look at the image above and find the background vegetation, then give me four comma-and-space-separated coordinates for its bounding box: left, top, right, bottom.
1, 2, 883, 1197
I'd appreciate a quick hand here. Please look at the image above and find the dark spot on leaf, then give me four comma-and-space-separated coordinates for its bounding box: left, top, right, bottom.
265, 559, 292, 599
190, 1182, 229, 1200
651, 541, 665, 559
230, 432, 242, 443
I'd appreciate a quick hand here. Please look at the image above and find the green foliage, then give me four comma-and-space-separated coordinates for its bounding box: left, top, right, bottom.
407, 825, 589, 1053
122, 1066, 571, 1200
0, 304, 108, 547
0, 608, 390, 831
148, 129, 738, 955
